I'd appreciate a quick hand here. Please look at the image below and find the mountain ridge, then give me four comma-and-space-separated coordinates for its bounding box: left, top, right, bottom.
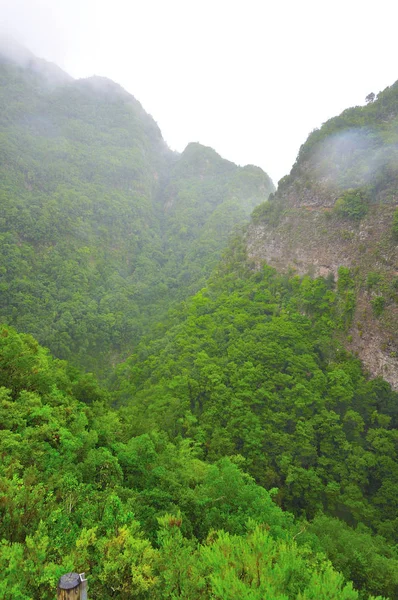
247, 81, 398, 387
2, 38, 398, 600
0, 40, 274, 372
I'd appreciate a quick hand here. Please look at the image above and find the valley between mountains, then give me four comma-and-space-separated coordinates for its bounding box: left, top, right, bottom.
1, 41, 398, 599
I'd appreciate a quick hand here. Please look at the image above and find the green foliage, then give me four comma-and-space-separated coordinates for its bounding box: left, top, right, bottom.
304, 515, 398, 599
0, 61, 274, 374
251, 194, 285, 225
371, 296, 386, 317
336, 267, 356, 329
366, 271, 382, 290
337, 266, 354, 292
114, 257, 398, 573
1, 50, 398, 600
295, 80, 398, 166
334, 189, 369, 221
392, 208, 398, 239
197, 526, 360, 600
278, 80, 398, 218
0, 321, 394, 599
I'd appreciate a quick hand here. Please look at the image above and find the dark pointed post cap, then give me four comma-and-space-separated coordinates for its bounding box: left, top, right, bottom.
58, 572, 81, 590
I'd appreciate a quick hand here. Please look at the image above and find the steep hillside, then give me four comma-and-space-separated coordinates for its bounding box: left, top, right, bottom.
158, 142, 274, 297
2, 40, 398, 600
247, 82, 398, 387
0, 43, 274, 372
2, 322, 397, 599
111, 238, 398, 599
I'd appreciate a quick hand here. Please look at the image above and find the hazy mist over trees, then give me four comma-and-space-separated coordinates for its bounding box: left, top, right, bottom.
1, 30, 398, 600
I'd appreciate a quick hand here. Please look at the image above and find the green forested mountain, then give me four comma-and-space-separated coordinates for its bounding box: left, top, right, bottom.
158, 143, 272, 298
110, 239, 398, 598
1, 324, 395, 599
0, 46, 274, 372
114, 249, 398, 539
247, 81, 398, 389
1, 42, 398, 600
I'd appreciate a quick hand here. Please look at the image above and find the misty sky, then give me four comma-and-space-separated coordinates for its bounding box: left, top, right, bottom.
1, 0, 397, 183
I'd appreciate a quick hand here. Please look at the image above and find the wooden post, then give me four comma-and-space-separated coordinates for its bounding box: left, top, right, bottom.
79, 573, 88, 600
57, 572, 88, 599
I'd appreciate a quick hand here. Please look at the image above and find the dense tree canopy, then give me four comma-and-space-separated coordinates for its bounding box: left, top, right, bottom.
0, 324, 394, 599
0, 57, 273, 374
1, 46, 398, 599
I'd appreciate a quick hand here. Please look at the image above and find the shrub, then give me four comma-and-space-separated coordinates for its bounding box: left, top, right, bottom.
366, 271, 382, 289
392, 208, 398, 239
371, 296, 386, 316
334, 188, 369, 221
251, 198, 284, 226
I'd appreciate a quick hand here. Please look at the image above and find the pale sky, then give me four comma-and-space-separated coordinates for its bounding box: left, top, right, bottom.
1, 0, 397, 183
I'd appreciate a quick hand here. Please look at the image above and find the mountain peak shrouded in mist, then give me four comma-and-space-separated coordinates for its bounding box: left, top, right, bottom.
248, 79, 398, 388
0, 34, 35, 65
75, 75, 141, 103
177, 142, 236, 177
2, 31, 398, 600
0, 33, 72, 84
0, 43, 274, 371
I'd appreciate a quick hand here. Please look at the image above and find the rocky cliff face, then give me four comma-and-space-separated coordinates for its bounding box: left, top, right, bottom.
247, 82, 398, 387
